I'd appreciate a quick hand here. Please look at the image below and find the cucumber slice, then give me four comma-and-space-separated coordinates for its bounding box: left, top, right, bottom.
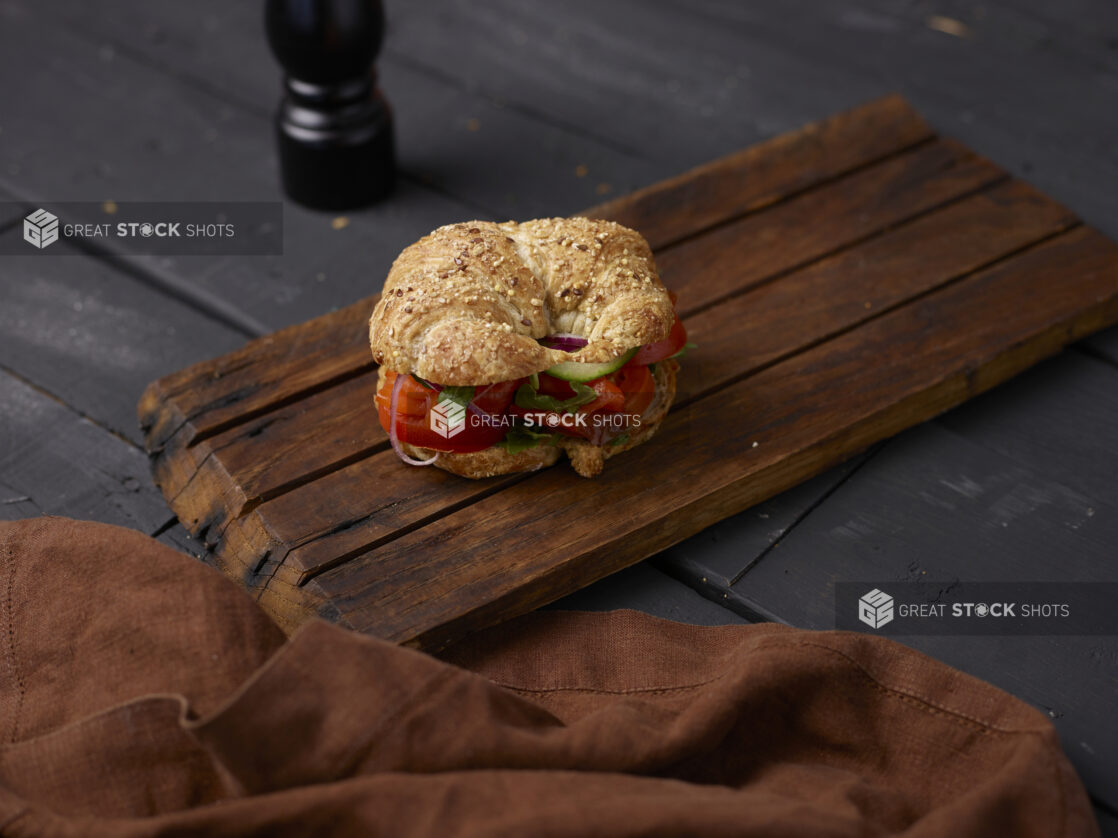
544, 347, 637, 382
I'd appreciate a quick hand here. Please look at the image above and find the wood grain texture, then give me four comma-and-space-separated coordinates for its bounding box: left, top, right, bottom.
138, 98, 1118, 651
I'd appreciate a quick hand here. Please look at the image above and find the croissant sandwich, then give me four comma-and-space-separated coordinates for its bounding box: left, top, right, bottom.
369, 217, 689, 478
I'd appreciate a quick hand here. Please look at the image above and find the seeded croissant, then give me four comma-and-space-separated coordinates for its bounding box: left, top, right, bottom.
369, 217, 686, 478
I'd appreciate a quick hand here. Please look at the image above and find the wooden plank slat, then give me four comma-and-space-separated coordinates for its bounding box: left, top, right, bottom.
139, 297, 375, 451
137, 98, 1118, 651
588, 93, 932, 249
307, 226, 1118, 649
660, 138, 1005, 313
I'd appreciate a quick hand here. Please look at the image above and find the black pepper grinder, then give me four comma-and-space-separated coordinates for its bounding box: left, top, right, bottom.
265, 0, 395, 209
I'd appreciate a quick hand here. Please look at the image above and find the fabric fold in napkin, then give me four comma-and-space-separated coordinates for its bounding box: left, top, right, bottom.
0, 518, 1098, 837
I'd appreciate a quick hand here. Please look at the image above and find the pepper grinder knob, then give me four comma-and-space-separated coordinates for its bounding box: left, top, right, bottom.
265, 0, 395, 210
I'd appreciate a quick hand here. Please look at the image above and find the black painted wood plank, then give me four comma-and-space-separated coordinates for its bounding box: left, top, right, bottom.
154, 520, 213, 566
938, 351, 1118, 502
1087, 331, 1118, 367
381, 0, 880, 172
1097, 803, 1118, 838
0, 229, 244, 443
548, 561, 748, 627
729, 352, 1118, 806
652, 456, 869, 587
0, 371, 169, 534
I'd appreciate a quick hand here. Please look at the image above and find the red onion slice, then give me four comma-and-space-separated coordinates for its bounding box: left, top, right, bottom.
388, 373, 440, 467
539, 333, 589, 352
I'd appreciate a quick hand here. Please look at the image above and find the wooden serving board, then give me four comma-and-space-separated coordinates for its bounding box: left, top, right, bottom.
139, 95, 1118, 650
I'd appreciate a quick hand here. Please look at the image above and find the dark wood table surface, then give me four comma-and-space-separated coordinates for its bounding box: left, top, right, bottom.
1, 0, 1116, 829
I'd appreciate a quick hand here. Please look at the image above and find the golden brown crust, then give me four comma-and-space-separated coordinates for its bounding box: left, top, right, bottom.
369, 217, 674, 386
398, 359, 678, 479
400, 441, 562, 479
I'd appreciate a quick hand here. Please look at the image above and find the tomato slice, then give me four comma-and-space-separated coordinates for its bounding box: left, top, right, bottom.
585, 378, 625, 413
615, 363, 656, 418
375, 372, 520, 453
375, 371, 433, 417
531, 373, 624, 413
629, 313, 687, 366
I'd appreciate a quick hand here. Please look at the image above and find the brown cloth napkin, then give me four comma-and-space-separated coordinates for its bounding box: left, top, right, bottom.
0, 517, 1097, 837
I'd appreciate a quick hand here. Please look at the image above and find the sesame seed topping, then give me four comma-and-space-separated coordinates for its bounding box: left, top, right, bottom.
530, 298, 543, 306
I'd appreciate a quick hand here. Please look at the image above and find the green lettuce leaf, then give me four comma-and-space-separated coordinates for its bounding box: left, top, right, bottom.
514, 378, 597, 413
437, 386, 476, 408
497, 428, 560, 454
